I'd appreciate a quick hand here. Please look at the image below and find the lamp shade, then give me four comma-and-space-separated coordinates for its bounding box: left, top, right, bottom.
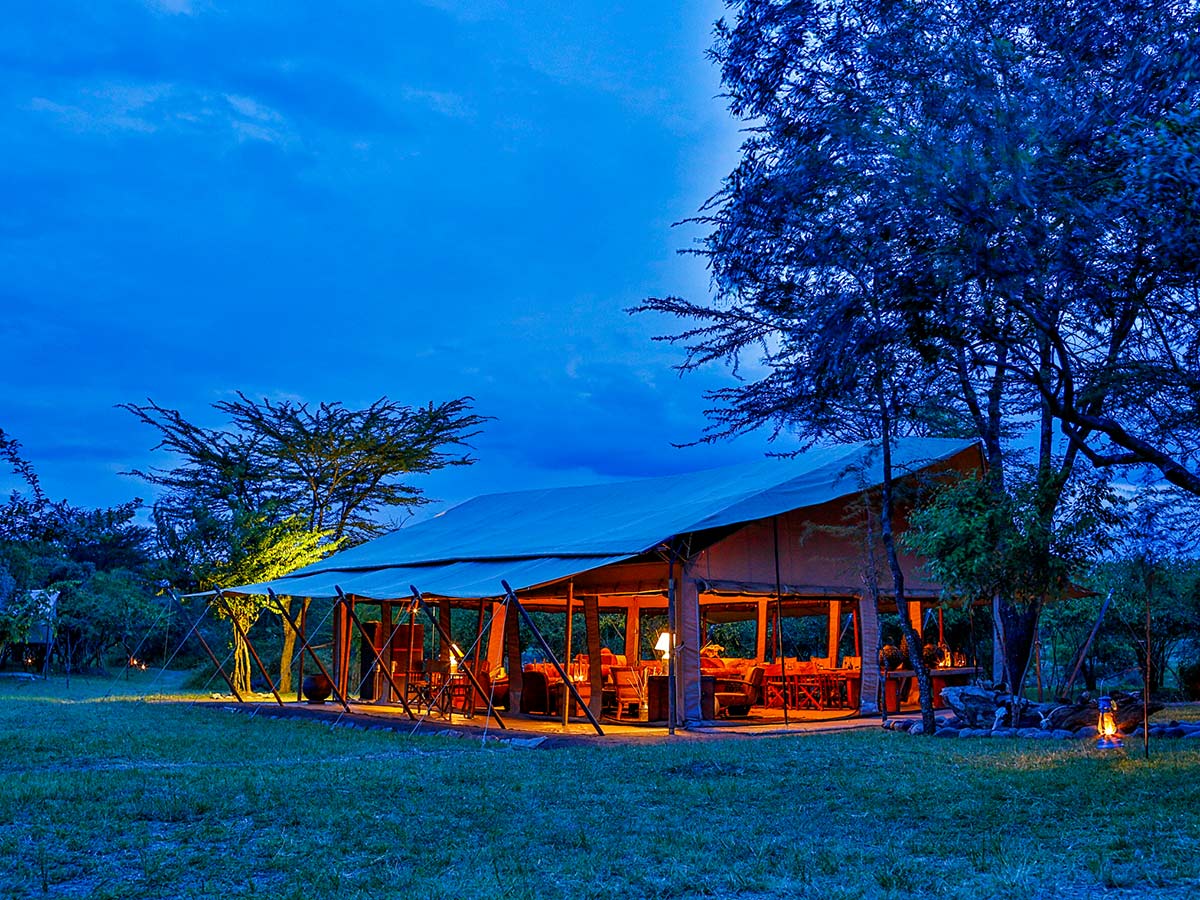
654, 631, 671, 658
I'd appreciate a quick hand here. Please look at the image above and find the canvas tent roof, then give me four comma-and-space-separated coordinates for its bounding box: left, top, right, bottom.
223, 437, 979, 601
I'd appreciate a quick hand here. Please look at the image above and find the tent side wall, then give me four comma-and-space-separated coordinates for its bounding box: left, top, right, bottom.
676, 456, 974, 720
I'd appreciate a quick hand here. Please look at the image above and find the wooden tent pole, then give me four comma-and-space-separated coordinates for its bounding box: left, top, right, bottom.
335, 589, 417, 720
774, 517, 789, 726
666, 549, 676, 734
501, 582, 602, 735
584, 593, 602, 720
270, 590, 352, 713
213, 591, 285, 707
474, 599, 486, 665
1062, 589, 1114, 699
562, 582, 574, 726
410, 587, 507, 730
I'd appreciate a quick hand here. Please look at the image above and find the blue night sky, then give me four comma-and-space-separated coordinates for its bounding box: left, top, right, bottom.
2, 1, 790, 518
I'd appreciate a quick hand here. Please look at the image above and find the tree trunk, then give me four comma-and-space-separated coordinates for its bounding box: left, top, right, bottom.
233, 634, 251, 695
996, 596, 1041, 693
877, 391, 936, 734
277, 598, 303, 696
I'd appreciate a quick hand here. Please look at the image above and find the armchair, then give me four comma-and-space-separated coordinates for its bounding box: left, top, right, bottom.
713, 665, 764, 718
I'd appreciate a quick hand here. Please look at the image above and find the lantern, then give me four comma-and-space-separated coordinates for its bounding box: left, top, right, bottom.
1096, 695, 1123, 749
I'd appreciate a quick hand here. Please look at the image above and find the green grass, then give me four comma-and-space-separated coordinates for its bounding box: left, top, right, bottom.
2, 674, 1199, 899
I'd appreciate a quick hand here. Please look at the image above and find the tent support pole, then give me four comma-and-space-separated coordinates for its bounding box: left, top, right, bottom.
774, 517, 789, 726
474, 599, 487, 665
501, 581, 602, 735
1062, 589, 1113, 699
336, 588, 418, 720
562, 583, 574, 727
271, 590, 352, 713
214, 591, 284, 707
410, 587, 507, 730
666, 549, 676, 734
168, 589, 244, 703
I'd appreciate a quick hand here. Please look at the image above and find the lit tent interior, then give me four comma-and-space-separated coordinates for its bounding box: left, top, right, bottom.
218, 437, 984, 730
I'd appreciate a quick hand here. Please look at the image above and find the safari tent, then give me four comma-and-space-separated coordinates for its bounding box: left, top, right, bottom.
221, 437, 983, 731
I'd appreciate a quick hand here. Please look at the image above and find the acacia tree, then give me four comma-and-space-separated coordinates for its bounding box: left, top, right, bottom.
642, 0, 1200, 702
125, 394, 487, 692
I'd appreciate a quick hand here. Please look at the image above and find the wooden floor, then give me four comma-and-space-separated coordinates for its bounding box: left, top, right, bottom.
202, 695, 884, 744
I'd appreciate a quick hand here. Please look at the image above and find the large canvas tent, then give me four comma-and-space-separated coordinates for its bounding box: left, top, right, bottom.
224, 437, 983, 727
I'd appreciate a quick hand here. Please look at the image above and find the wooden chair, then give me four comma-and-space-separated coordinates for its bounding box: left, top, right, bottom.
714, 666, 763, 717
519, 669, 558, 716
609, 667, 643, 721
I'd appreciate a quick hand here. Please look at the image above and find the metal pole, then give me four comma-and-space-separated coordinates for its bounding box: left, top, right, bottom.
500, 582, 601, 735
270, 590, 351, 713
336, 589, 417, 720
213, 592, 285, 707
410, 587, 507, 730
168, 589, 245, 703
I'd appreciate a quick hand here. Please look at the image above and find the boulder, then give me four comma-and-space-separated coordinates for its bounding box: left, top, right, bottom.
941, 685, 1005, 728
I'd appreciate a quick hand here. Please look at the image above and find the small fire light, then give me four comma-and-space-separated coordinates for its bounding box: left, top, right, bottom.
1097, 695, 1123, 749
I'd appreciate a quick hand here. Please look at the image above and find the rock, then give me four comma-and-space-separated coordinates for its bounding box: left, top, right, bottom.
909, 722, 925, 736
505, 736, 546, 749
1051, 729, 1075, 740
1016, 728, 1042, 739
935, 727, 960, 738
991, 727, 1017, 738
1185, 731, 1200, 739
941, 686, 1005, 728
958, 728, 977, 738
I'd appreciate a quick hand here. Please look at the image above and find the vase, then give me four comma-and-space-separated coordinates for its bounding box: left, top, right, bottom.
302, 673, 332, 704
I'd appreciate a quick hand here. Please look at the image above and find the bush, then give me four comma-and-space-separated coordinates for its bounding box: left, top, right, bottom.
1177, 660, 1200, 701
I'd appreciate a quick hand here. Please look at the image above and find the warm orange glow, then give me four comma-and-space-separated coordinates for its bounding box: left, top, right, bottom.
1096, 696, 1123, 749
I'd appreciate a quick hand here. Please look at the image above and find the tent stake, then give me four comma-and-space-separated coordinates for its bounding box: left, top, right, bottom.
500, 582, 602, 735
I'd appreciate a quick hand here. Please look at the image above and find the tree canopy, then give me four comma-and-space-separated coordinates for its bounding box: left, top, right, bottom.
638, 0, 1200, 699
122, 394, 487, 693
124, 393, 488, 553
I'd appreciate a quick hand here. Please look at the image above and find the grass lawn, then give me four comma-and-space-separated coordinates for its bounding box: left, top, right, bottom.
2, 673, 1199, 899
